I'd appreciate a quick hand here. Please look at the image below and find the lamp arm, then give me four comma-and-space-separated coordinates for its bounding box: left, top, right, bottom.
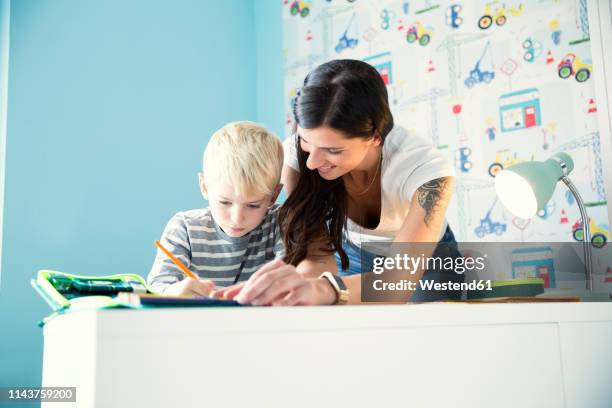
561, 176, 593, 290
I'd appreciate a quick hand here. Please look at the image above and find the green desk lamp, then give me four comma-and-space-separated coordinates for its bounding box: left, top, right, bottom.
494, 152, 594, 291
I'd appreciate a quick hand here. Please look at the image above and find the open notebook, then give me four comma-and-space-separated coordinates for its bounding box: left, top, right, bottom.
32, 270, 243, 326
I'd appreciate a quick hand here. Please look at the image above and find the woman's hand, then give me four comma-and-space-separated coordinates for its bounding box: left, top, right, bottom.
162, 277, 215, 297
211, 259, 337, 306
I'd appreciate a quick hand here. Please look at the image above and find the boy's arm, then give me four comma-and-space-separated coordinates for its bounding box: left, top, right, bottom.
147, 213, 193, 294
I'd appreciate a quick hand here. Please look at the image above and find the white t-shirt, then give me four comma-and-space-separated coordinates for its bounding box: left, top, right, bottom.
283, 125, 455, 250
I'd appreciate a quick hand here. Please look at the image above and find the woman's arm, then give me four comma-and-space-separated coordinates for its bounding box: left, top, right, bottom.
396, 176, 455, 243
340, 176, 455, 303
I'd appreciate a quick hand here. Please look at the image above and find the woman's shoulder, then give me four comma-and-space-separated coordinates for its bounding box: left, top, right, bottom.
382, 125, 455, 194
383, 125, 445, 167
384, 125, 435, 154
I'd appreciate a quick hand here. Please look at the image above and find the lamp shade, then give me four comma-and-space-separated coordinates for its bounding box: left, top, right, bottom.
495, 152, 574, 219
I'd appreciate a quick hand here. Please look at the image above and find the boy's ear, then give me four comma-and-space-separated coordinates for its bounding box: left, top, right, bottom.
269, 183, 283, 205
198, 172, 208, 200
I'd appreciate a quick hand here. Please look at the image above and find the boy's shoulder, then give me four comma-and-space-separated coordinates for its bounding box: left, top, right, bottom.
170, 208, 214, 226
266, 203, 280, 214
239, 204, 281, 237
262, 204, 281, 224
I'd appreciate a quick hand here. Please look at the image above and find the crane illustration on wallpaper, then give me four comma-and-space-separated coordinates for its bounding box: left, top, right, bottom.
399, 88, 450, 148
553, 132, 605, 203
474, 199, 507, 238
335, 13, 359, 53
464, 41, 495, 88
313, 4, 353, 60
454, 179, 494, 239
436, 33, 487, 96
570, 0, 590, 45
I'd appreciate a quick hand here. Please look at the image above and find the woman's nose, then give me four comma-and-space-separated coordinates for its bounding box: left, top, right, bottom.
306, 148, 323, 170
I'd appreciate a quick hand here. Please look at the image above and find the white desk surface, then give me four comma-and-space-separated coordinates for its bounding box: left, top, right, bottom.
44, 301, 612, 333
43, 303, 612, 408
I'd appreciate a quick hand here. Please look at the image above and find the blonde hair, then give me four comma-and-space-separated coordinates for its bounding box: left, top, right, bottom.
203, 121, 284, 197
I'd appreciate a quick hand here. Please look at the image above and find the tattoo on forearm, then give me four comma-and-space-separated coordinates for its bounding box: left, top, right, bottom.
416, 177, 449, 227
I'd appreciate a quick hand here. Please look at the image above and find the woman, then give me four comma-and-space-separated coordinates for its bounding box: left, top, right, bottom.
213, 59, 463, 305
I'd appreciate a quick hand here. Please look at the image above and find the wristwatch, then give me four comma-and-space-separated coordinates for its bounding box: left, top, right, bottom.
318, 272, 349, 305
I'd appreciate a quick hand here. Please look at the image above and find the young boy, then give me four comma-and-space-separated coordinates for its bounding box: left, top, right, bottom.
147, 121, 284, 297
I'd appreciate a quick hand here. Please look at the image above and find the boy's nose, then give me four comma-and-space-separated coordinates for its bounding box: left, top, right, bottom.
230, 207, 245, 224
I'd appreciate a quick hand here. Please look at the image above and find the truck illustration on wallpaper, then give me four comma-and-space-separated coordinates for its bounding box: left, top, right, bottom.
572, 218, 610, 248
557, 53, 592, 83
406, 22, 433, 46
478, 1, 524, 30
488, 149, 534, 178
289, 0, 311, 18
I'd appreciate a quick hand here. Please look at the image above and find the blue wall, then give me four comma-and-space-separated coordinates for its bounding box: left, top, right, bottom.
0, 0, 283, 389
0, 0, 9, 291
255, 0, 284, 139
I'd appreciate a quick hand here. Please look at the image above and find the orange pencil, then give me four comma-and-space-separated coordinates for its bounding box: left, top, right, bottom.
154, 240, 198, 280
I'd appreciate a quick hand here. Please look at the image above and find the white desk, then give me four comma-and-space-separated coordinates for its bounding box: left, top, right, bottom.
42, 303, 612, 408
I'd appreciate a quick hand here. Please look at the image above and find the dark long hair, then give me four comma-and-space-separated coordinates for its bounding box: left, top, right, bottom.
279, 59, 394, 270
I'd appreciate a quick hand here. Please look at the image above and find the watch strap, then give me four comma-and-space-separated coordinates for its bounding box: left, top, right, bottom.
318, 272, 348, 305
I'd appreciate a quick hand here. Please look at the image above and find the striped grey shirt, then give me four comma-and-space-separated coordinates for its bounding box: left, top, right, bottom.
147, 205, 284, 293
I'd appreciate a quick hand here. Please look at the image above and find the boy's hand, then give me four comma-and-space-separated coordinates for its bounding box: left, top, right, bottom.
162, 278, 215, 297
210, 282, 245, 300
